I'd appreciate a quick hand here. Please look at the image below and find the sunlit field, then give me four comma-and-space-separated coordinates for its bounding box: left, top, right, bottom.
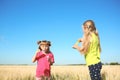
0, 65, 120, 80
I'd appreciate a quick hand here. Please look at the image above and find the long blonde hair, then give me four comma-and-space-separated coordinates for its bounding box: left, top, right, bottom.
82, 20, 101, 53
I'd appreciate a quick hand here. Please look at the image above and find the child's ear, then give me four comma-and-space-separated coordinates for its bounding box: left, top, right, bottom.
37, 41, 41, 45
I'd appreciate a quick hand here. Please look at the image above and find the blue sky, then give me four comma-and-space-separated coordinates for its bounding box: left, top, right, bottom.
0, 0, 120, 65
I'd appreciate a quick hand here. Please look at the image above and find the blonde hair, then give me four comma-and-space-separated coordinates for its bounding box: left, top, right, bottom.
82, 20, 101, 53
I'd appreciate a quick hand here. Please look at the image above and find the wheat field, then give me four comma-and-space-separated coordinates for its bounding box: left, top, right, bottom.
0, 65, 120, 80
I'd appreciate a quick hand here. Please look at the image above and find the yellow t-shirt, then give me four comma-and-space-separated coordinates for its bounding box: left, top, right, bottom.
85, 33, 101, 66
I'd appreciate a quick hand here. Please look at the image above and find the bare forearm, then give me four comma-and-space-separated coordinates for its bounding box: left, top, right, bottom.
75, 45, 83, 53
32, 54, 37, 63
73, 44, 85, 54
32, 49, 39, 63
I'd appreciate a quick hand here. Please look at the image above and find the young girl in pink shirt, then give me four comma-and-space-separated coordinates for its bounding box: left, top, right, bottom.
32, 40, 55, 80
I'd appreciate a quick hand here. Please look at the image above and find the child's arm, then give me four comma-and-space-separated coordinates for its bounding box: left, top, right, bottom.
73, 44, 84, 53
73, 36, 90, 54
72, 37, 86, 54
76, 38, 83, 44
32, 49, 40, 63
48, 59, 54, 65
47, 54, 54, 65
72, 38, 83, 48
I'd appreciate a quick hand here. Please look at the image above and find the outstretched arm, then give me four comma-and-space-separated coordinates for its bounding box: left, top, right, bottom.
72, 38, 85, 54
72, 44, 84, 54
72, 38, 83, 48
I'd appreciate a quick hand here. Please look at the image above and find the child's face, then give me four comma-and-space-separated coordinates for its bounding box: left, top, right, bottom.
82, 25, 88, 33
82, 22, 91, 33
40, 44, 49, 52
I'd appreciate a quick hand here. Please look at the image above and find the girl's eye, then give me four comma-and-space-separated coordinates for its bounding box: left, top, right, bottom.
84, 26, 87, 29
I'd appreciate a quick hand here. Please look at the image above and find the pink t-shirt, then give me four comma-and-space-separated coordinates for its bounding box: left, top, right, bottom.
35, 51, 54, 77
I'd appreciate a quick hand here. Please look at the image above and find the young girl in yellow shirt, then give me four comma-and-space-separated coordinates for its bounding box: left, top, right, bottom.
73, 20, 102, 80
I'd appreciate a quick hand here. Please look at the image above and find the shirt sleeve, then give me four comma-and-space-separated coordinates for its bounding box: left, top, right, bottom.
35, 52, 46, 60
35, 52, 40, 60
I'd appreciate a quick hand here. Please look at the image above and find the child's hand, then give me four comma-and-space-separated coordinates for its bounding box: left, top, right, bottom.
47, 56, 53, 65
78, 38, 83, 42
72, 44, 77, 49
